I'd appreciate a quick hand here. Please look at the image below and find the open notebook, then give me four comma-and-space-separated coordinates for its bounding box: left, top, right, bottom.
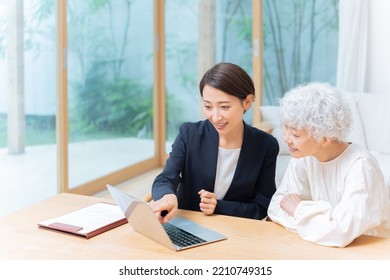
38, 202, 127, 238
107, 184, 226, 251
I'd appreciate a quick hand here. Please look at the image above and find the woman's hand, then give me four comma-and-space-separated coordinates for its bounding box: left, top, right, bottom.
198, 189, 217, 215
280, 193, 302, 216
150, 194, 178, 224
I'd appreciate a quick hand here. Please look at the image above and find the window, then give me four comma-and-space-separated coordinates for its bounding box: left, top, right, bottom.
67, 0, 155, 189
0, 0, 57, 216
262, 0, 339, 104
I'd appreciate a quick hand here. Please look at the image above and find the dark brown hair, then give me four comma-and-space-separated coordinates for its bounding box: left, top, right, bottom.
199, 62, 255, 100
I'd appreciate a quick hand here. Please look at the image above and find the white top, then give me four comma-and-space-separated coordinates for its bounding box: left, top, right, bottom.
214, 147, 240, 199
268, 143, 390, 247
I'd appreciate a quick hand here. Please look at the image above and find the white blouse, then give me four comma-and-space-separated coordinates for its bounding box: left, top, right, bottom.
268, 143, 390, 247
214, 147, 240, 199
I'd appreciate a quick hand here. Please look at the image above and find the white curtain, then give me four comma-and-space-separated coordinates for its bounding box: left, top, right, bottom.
336, 0, 368, 92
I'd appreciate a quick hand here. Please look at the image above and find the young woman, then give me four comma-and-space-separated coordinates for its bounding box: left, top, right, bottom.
151, 62, 279, 223
268, 82, 390, 247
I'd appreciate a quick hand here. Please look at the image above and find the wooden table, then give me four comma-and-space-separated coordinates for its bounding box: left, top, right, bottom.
1, 193, 389, 259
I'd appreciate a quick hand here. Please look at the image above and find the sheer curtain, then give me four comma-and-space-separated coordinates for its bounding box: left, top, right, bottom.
336, 0, 368, 92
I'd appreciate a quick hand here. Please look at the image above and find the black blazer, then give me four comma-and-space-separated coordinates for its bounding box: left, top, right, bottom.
152, 120, 279, 220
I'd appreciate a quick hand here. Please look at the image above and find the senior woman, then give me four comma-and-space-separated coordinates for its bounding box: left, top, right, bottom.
268, 82, 390, 247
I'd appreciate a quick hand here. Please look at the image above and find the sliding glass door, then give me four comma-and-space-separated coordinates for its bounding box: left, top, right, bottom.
66, 0, 155, 190
261, 0, 339, 105
0, 0, 57, 216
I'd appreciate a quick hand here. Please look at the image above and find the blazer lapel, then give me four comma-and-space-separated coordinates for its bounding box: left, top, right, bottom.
200, 121, 219, 193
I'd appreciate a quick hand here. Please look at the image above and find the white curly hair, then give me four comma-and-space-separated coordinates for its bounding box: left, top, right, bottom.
279, 82, 352, 142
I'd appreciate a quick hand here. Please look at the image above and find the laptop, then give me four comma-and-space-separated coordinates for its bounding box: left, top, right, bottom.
106, 184, 226, 251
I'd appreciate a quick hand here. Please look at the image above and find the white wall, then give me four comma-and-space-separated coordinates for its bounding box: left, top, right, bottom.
366, 0, 390, 94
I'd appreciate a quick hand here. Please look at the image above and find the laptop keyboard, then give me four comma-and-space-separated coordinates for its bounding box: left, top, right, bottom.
163, 223, 207, 248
